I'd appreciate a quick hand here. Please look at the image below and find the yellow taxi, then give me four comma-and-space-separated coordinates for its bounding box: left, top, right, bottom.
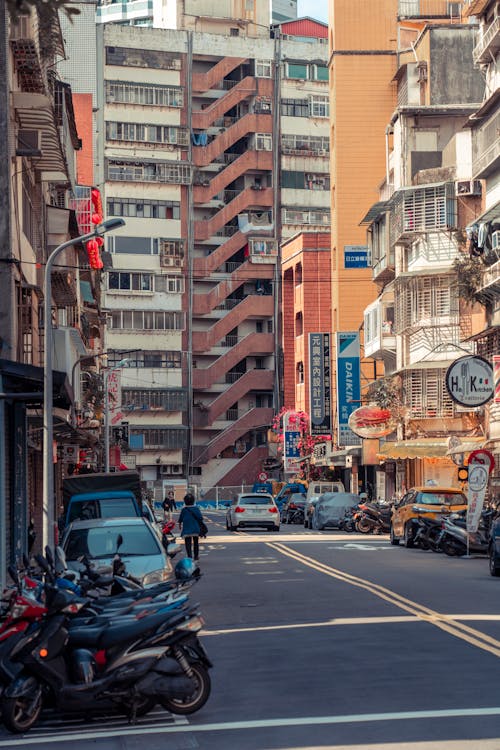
390, 486, 467, 548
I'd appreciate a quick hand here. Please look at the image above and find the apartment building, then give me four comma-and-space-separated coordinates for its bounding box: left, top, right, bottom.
0, 4, 96, 579
361, 16, 486, 496
93, 9, 329, 492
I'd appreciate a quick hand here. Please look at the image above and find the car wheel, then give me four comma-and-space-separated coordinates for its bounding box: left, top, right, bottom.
225, 518, 230, 530
273, 526, 280, 532
489, 550, 500, 577
404, 523, 414, 548
390, 525, 400, 546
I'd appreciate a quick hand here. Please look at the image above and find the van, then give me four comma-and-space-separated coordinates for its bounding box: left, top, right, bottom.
306, 481, 345, 501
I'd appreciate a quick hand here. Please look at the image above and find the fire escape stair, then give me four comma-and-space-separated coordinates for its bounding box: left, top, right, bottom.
193, 261, 274, 315
192, 295, 274, 352
215, 446, 269, 488
193, 333, 274, 390
194, 187, 273, 240
205, 369, 275, 424
193, 114, 272, 169
192, 407, 274, 465
193, 232, 248, 277
192, 76, 257, 130
192, 58, 247, 93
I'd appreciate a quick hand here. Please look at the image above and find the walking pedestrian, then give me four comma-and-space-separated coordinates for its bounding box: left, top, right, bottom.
162, 490, 177, 521
178, 493, 204, 562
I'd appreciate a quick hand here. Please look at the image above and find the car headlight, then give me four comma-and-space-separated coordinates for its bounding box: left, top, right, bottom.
142, 568, 169, 586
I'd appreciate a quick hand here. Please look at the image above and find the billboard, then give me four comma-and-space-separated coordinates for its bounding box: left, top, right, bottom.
309, 333, 332, 436
283, 411, 301, 474
336, 332, 361, 446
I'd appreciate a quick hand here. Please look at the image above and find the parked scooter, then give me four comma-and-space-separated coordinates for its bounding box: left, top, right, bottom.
1, 557, 211, 733
412, 513, 445, 552
338, 505, 358, 532
437, 509, 494, 557
354, 502, 391, 534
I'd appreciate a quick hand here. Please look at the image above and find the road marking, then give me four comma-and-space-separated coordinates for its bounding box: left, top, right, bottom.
201, 613, 500, 636
3, 707, 500, 745
267, 542, 500, 657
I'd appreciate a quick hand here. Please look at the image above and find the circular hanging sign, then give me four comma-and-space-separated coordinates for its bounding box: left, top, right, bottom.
347, 404, 397, 439
468, 448, 495, 474
258, 471, 268, 482
445, 355, 493, 408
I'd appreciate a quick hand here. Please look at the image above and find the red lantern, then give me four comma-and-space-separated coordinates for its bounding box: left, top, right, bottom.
91, 212, 102, 225
95, 236, 104, 247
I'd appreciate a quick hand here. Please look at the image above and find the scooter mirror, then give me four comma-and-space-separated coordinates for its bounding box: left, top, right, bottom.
54, 546, 67, 574
166, 543, 182, 558
22, 553, 30, 570
116, 534, 123, 552
7, 565, 19, 586
35, 554, 50, 573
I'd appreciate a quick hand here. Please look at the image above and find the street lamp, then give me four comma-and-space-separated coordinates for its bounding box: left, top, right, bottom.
43, 218, 125, 550
104, 359, 131, 473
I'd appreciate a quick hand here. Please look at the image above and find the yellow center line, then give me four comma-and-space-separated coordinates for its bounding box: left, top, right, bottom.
267, 542, 500, 657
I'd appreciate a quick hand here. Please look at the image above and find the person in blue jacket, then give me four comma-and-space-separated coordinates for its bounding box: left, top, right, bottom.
178, 493, 204, 561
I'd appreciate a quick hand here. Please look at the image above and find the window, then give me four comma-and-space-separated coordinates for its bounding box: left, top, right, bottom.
282, 171, 330, 190
110, 310, 185, 331
255, 133, 272, 151
107, 236, 158, 255
106, 81, 183, 107
107, 198, 180, 220
256, 59, 272, 77
313, 65, 329, 81
295, 263, 302, 285
129, 427, 188, 450
280, 98, 309, 117
310, 95, 329, 118
297, 361, 304, 384
155, 275, 184, 293
281, 133, 329, 154
108, 271, 153, 291
286, 62, 309, 79
107, 350, 182, 368
122, 388, 187, 411
106, 160, 191, 185
105, 46, 181, 70
295, 312, 303, 337
106, 122, 189, 146
230, 27, 239, 36
282, 208, 330, 225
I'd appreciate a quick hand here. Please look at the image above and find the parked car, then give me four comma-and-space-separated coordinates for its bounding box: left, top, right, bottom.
489, 515, 500, 577
304, 495, 321, 529
226, 492, 280, 532
311, 492, 360, 530
61, 516, 173, 585
390, 486, 468, 548
281, 493, 307, 524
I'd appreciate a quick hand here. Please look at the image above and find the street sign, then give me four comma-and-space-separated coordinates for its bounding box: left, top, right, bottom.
468, 448, 495, 474
445, 355, 494, 408
258, 471, 268, 482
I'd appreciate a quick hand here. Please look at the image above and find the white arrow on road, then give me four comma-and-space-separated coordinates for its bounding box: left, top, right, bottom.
335, 543, 392, 551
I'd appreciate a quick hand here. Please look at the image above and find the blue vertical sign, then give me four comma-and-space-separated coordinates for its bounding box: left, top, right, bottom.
336, 332, 361, 446
283, 411, 301, 474
309, 333, 331, 436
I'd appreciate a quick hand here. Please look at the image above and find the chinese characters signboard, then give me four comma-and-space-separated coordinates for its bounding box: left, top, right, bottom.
344, 245, 370, 269
336, 332, 361, 446
308, 333, 331, 436
283, 411, 301, 474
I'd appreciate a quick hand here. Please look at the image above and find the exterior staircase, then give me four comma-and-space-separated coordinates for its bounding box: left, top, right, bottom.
193, 261, 274, 315
194, 187, 273, 240
193, 333, 274, 390
192, 58, 246, 92
192, 295, 274, 352
193, 114, 272, 169
192, 407, 274, 464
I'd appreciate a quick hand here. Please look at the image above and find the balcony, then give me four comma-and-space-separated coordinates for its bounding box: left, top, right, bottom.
398, 1, 463, 18
372, 250, 395, 284
473, 16, 500, 64
472, 109, 500, 179
364, 296, 396, 365
391, 183, 456, 244
477, 259, 500, 301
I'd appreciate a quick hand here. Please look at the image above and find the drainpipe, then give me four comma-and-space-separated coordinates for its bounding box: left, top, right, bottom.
273, 34, 282, 414
186, 31, 194, 480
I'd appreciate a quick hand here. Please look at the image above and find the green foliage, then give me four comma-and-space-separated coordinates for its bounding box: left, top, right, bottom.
452, 254, 485, 305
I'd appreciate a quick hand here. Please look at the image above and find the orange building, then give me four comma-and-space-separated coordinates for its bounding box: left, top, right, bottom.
328, 0, 398, 447
281, 232, 332, 415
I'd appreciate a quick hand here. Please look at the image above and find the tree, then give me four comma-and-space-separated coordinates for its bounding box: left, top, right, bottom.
6, 0, 79, 23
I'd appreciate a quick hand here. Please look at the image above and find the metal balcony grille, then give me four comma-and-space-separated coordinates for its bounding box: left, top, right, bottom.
391, 183, 456, 242
402, 368, 455, 419
395, 274, 458, 333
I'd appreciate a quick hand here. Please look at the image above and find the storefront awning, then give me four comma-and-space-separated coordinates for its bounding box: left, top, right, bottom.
378, 438, 451, 460
446, 438, 485, 456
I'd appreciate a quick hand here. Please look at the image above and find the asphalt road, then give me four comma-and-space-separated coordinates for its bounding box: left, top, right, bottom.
2, 510, 500, 750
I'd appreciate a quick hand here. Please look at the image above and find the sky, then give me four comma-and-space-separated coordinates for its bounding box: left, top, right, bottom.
297, 0, 328, 23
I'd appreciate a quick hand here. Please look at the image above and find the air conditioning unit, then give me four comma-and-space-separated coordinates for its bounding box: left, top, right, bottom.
317, 149, 327, 156
160, 464, 182, 475
17, 129, 42, 156
161, 255, 179, 267
456, 180, 482, 196
492, 230, 500, 251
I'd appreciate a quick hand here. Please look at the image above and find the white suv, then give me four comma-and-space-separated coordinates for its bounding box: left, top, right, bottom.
226, 493, 280, 532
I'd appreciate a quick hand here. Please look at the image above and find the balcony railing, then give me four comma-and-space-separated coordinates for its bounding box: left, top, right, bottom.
225, 372, 244, 384
398, 0, 463, 18
472, 110, 500, 179
473, 16, 500, 64
391, 183, 456, 242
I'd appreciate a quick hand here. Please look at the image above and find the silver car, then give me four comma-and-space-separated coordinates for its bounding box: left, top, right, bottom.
226, 492, 280, 532
62, 516, 173, 586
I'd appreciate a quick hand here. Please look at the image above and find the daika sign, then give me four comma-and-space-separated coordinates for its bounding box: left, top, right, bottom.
336, 332, 361, 446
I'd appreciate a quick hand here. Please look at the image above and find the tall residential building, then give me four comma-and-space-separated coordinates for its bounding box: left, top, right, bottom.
93, 13, 329, 494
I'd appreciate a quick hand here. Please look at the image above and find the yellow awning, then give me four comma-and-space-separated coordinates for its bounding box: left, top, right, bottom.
378, 438, 451, 460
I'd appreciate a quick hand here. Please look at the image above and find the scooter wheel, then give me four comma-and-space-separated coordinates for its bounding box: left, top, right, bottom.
159, 661, 211, 715
356, 518, 373, 534
2, 690, 43, 733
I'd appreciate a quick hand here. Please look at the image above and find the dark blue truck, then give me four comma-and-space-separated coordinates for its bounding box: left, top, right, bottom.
61, 471, 143, 529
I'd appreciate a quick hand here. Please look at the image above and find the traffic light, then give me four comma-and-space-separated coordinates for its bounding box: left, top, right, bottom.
457, 466, 469, 482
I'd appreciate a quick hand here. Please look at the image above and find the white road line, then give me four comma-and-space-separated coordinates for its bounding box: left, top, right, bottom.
200, 613, 500, 636
2, 707, 500, 746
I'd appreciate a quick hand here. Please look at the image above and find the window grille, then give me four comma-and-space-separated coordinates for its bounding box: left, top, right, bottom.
403, 368, 455, 419
281, 133, 329, 154
107, 350, 182, 368
107, 198, 180, 219
282, 208, 330, 225
123, 389, 187, 411
110, 310, 185, 331
392, 183, 456, 240
106, 80, 184, 107
108, 271, 153, 292
129, 427, 188, 450
106, 121, 189, 146
106, 160, 191, 185
395, 275, 458, 332
105, 47, 181, 71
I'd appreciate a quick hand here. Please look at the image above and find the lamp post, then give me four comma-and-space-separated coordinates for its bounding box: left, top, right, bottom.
43, 218, 125, 550
104, 359, 130, 473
